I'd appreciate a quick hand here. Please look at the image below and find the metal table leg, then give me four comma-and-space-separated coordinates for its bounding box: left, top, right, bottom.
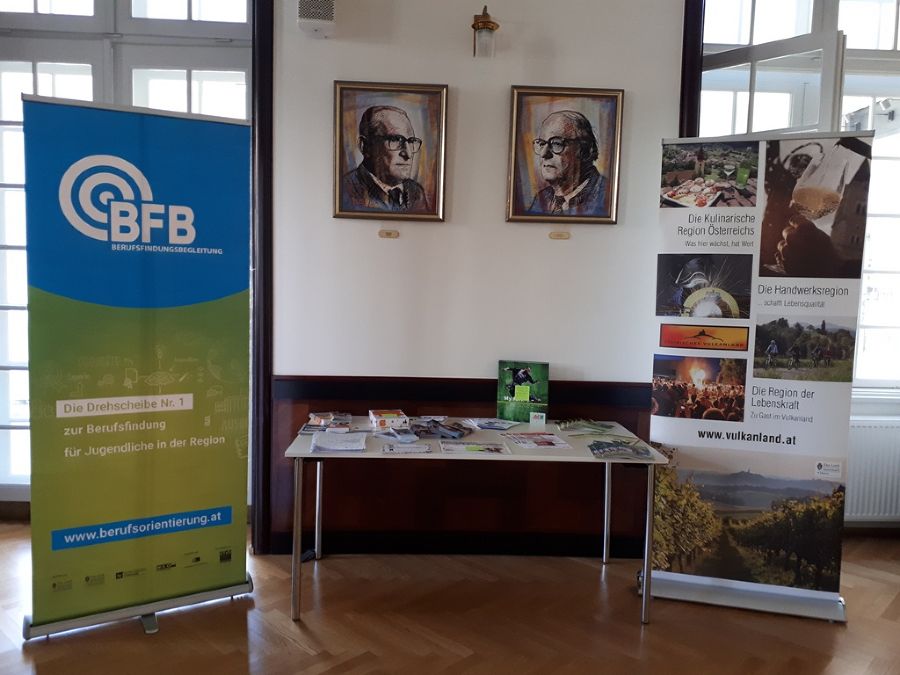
640, 464, 656, 624
291, 457, 304, 621
315, 461, 324, 560
602, 462, 612, 564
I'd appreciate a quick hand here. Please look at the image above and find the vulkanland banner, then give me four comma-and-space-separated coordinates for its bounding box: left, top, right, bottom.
23, 99, 250, 630
651, 133, 872, 620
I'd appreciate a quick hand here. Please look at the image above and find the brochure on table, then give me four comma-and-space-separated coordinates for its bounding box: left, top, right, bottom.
497, 360, 549, 422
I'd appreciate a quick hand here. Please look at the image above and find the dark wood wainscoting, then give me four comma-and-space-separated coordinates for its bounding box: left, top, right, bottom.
258, 376, 652, 557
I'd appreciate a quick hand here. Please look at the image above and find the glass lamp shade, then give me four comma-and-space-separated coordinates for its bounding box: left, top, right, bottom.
474, 28, 495, 58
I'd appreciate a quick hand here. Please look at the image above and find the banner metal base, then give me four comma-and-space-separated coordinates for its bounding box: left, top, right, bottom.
646, 571, 846, 622
23, 575, 253, 639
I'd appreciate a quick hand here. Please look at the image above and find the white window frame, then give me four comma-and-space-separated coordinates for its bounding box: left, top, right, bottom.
702, 0, 900, 404
703, 31, 846, 133
116, 43, 250, 117
0, 2, 111, 32
114, 0, 251, 41
0, 2, 251, 499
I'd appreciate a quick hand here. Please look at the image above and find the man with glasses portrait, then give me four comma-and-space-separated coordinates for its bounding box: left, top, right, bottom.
340, 105, 430, 213
528, 110, 607, 217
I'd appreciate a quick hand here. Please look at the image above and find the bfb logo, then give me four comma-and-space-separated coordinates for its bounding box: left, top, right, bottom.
59, 155, 196, 245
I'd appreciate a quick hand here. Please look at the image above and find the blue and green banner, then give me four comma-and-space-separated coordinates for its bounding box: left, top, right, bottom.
23, 98, 250, 628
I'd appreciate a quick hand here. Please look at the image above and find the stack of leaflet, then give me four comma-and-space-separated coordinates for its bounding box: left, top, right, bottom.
408, 418, 475, 438
310, 431, 367, 453
436, 421, 475, 438
374, 427, 419, 443
464, 418, 520, 430
300, 411, 353, 434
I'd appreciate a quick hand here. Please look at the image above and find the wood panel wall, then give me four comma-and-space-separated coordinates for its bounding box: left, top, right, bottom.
258, 376, 652, 557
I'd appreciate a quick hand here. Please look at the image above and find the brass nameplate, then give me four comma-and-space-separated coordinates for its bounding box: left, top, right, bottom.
378, 229, 400, 239
549, 231, 571, 240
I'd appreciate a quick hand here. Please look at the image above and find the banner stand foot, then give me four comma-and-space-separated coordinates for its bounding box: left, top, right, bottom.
139, 613, 159, 635
642, 571, 847, 622
23, 578, 252, 639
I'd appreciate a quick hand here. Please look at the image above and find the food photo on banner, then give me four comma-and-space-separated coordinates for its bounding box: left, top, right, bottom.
660, 140, 759, 208
23, 98, 251, 634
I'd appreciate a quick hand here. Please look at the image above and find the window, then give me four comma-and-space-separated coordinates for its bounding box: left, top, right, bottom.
703, 0, 814, 46
132, 0, 246, 23
0, 0, 93, 15
700, 0, 900, 390
0, 2, 250, 496
132, 68, 247, 119
839, 0, 897, 49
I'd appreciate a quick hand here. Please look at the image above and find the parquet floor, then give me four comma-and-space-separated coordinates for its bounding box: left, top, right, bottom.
0, 523, 897, 674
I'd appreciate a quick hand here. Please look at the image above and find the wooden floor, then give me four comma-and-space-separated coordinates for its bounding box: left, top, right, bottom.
0, 525, 898, 674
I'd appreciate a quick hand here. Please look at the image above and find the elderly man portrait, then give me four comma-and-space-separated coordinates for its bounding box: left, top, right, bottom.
340, 105, 430, 213
528, 110, 608, 217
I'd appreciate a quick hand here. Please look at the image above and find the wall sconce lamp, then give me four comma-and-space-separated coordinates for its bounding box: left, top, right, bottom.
877, 98, 895, 122
472, 6, 499, 58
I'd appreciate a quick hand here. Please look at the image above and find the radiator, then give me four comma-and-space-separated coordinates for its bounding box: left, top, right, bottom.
846, 418, 900, 523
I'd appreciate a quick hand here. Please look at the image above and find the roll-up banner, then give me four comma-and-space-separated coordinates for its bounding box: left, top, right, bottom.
23, 98, 251, 636
651, 132, 872, 621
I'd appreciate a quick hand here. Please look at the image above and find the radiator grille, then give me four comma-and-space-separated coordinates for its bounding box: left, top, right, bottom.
298, 0, 334, 21
846, 419, 900, 522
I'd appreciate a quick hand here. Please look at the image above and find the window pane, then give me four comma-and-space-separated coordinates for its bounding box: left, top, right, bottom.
132, 0, 187, 20
132, 68, 187, 112
0, 250, 26, 307
842, 96, 873, 131
702, 65, 750, 134
699, 91, 735, 137
0, 62, 33, 122
867, 158, 900, 213
703, 0, 752, 44
859, 272, 900, 326
191, 70, 245, 119
192, 0, 245, 23
755, 51, 821, 129
855, 327, 900, 382
0, 0, 33, 13
864, 218, 900, 272
872, 111, 900, 157
0, 189, 26, 247
839, 0, 897, 49
36, 0, 92, 15
0, 127, 24, 184
754, 0, 813, 44
0, 370, 28, 425
0, 428, 30, 484
36, 62, 92, 101
744, 91, 792, 132
0, 309, 28, 365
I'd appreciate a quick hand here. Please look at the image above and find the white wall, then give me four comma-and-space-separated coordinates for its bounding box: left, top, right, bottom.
272, 0, 683, 381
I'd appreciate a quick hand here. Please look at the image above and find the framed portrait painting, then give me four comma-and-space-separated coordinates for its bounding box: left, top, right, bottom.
334, 80, 447, 221
507, 86, 623, 224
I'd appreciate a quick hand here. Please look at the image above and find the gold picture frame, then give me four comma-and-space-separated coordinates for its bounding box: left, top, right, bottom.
506, 85, 623, 224
334, 80, 447, 221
